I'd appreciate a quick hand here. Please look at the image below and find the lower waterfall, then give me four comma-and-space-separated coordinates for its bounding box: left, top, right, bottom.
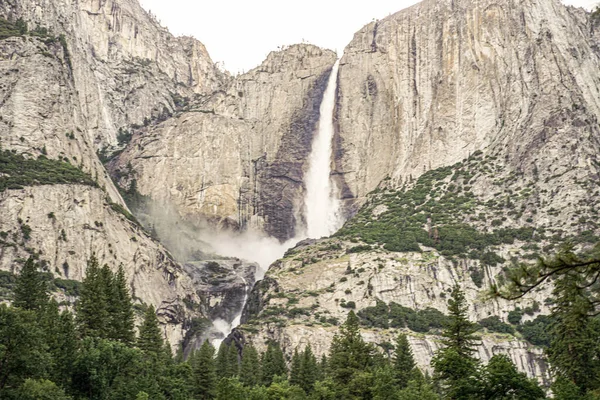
208, 60, 343, 347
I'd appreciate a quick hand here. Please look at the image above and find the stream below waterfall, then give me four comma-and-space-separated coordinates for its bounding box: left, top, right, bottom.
208, 59, 344, 347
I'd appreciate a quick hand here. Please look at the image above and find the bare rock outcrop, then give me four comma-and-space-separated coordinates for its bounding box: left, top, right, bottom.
335, 0, 600, 212
110, 44, 337, 241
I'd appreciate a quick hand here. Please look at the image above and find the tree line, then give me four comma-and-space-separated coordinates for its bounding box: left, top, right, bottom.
2, 245, 600, 399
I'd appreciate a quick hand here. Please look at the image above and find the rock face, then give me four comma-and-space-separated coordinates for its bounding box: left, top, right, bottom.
0, 1, 234, 351
0, 183, 203, 347
235, 239, 551, 382
231, 0, 600, 384
0, 0, 225, 148
334, 0, 600, 211
110, 45, 337, 241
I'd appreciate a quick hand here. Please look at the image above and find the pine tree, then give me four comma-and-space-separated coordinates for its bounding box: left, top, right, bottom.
298, 345, 318, 393
481, 354, 545, 400
108, 264, 135, 344
77, 254, 109, 338
548, 274, 600, 395
216, 343, 230, 380
328, 311, 376, 384
13, 256, 49, 312
261, 341, 287, 386
441, 286, 480, 357
432, 285, 481, 400
39, 302, 78, 389
392, 333, 416, 389
318, 354, 327, 381
137, 305, 164, 356
289, 348, 302, 387
192, 340, 217, 399
226, 344, 240, 377
239, 344, 260, 387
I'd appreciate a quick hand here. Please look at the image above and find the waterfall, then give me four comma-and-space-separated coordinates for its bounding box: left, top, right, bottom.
206, 60, 343, 347
303, 60, 343, 239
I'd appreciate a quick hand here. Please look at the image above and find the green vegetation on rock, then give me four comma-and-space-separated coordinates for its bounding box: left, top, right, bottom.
0, 150, 96, 192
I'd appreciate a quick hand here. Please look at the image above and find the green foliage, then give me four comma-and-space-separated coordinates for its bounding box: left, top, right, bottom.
432, 286, 481, 399
392, 333, 417, 389
240, 344, 260, 387
0, 150, 96, 192
137, 305, 165, 356
107, 265, 135, 344
547, 274, 600, 393
0, 17, 26, 39
480, 354, 545, 399
478, 316, 515, 335
0, 304, 50, 392
261, 342, 287, 386
358, 299, 447, 333
516, 315, 551, 347
17, 379, 71, 400
77, 255, 135, 344
13, 257, 49, 312
337, 159, 537, 260
507, 308, 524, 325
346, 245, 372, 254
191, 341, 217, 399
327, 311, 378, 398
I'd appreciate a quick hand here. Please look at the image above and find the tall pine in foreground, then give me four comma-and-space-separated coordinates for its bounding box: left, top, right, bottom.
393, 333, 419, 389
432, 286, 481, 399
192, 340, 217, 399
548, 273, 600, 397
239, 343, 260, 387
108, 264, 135, 344
13, 256, 49, 312
77, 254, 109, 338
261, 341, 287, 386
137, 305, 164, 356
328, 311, 377, 398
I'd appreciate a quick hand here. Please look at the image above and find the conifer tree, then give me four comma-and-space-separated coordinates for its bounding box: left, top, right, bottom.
39, 300, 77, 388
108, 264, 135, 344
432, 285, 481, 399
226, 344, 240, 377
13, 256, 49, 312
328, 311, 376, 384
239, 344, 260, 387
393, 333, 416, 389
298, 344, 318, 393
192, 340, 217, 399
137, 305, 164, 356
318, 354, 327, 381
77, 254, 109, 338
481, 354, 545, 400
548, 274, 600, 395
216, 343, 230, 380
289, 348, 302, 387
261, 341, 287, 386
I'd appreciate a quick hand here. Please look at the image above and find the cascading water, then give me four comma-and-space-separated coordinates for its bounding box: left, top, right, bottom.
207, 60, 343, 347
303, 60, 344, 238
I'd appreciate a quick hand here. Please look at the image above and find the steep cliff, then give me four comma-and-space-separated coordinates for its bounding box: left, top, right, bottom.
232, 0, 600, 382
0, 0, 225, 148
0, 3, 237, 350
110, 45, 337, 241
334, 0, 600, 212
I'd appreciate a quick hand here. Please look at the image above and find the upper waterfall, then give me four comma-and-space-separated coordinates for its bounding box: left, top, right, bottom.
303, 60, 343, 239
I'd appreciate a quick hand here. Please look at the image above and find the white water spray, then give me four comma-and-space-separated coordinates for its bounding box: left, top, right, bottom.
303, 60, 344, 238
206, 60, 343, 347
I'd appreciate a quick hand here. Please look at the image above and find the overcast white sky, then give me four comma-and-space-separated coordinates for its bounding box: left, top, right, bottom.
140, 0, 597, 74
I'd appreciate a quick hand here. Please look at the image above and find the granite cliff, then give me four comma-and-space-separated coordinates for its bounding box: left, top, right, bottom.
231, 0, 600, 383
